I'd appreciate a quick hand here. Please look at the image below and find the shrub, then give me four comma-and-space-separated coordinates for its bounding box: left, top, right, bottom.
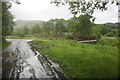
104, 32, 114, 37
97, 38, 119, 47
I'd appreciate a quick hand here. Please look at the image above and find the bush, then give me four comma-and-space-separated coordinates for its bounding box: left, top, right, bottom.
104, 32, 114, 37
97, 38, 119, 47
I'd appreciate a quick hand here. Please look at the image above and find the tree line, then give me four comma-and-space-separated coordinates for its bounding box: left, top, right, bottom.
12, 14, 118, 38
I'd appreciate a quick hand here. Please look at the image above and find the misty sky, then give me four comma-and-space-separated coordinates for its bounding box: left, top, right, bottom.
10, 0, 118, 24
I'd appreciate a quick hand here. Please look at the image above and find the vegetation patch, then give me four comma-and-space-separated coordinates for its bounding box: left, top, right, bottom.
97, 37, 119, 47
31, 38, 118, 78
2, 39, 11, 49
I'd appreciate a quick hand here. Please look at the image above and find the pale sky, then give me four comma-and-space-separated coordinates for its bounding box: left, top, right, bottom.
10, 0, 118, 24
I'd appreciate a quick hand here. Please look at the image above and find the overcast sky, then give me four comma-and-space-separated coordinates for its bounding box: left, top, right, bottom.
10, 0, 118, 24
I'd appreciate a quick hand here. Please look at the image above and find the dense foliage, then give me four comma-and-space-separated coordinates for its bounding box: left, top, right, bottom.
13, 18, 118, 38
2, 2, 14, 37
53, 1, 118, 12
67, 14, 93, 35
97, 37, 119, 47
13, 15, 94, 37
1, 0, 20, 49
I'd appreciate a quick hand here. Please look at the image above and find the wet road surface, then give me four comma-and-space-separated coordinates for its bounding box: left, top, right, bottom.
2, 39, 66, 80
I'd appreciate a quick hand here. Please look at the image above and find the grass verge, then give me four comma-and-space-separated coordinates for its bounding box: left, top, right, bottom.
6, 36, 39, 39
31, 38, 118, 78
2, 39, 11, 50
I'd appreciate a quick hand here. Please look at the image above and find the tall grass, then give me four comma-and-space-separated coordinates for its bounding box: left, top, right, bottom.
31, 38, 118, 78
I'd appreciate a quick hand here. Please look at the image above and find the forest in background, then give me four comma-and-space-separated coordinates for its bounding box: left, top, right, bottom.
12, 17, 119, 39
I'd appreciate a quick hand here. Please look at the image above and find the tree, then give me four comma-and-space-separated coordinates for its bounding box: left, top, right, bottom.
92, 25, 102, 36
51, 0, 118, 16
53, 19, 66, 36
23, 25, 30, 35
92, 24, 110, 36
68, 14, 93, 36
67, 18, 77, 34
48, 18, 67, 36
31, 24, 41, 34
14, 28, 25, 37
0, 2, 2, 37
42, 21, 52, 35
2, 0, 20, 39
2, 2, 14, 37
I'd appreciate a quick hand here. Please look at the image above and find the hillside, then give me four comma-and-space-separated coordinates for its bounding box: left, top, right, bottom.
14, 20, 44, 29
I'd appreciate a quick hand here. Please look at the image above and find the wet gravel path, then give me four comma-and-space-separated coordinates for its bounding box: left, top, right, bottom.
2, 39, 66, 80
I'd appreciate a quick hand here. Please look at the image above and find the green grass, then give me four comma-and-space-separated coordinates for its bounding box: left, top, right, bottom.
6, 36, 39, 39
31, 38, 118, 78
2, 39, 11, 49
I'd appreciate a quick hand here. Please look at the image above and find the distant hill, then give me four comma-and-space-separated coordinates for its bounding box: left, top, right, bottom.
104, 22, 119, 29
15, 20, 25, 24
97, 22, 119, 29
14, 20, 44, 29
